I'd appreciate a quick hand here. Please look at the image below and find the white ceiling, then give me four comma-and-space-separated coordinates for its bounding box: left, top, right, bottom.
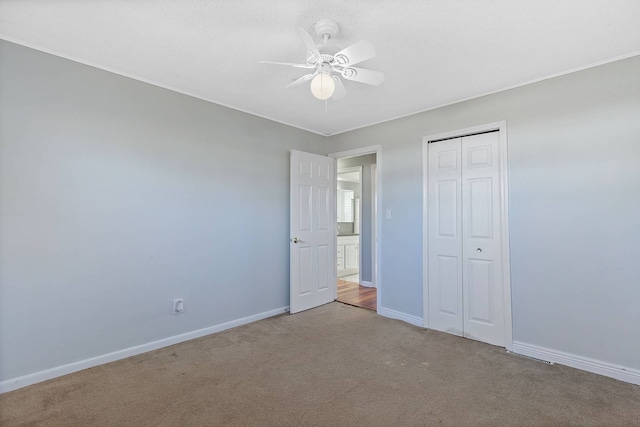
1, 1, 639, 136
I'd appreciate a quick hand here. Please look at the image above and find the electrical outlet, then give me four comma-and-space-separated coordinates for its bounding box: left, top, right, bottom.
173, 298, 184, 314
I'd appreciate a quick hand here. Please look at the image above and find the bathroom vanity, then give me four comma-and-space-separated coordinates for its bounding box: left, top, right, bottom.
337, 234, 359, 277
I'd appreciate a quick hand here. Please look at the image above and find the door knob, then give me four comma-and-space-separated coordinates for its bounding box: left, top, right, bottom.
292, 237, 300, 244
476, 248, 482, 253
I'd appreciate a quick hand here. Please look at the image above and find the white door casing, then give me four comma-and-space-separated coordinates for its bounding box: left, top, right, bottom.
425, 127, 509, 348
371, 164, 378, 288
328, 144, 382, 313
290, 150, 336, 314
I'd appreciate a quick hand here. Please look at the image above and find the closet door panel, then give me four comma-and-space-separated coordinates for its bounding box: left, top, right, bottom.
461, 132, 505, 346
428, 138, 463, 336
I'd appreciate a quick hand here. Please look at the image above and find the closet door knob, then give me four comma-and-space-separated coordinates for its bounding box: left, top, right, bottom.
476, 248, 482, 253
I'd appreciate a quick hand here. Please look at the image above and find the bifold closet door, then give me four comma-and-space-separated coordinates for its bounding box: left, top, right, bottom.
428, 138, 464, 336
428, 132, 505, 346
460, 132, 504, 346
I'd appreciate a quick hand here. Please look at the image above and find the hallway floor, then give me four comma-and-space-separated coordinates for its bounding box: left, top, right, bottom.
337, 277, 376, 311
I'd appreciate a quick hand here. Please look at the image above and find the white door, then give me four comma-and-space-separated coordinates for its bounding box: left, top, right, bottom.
461, 132, 504, 346
428, 132, 505, 346
428, 138, 464, 335
290, 150, 336, 314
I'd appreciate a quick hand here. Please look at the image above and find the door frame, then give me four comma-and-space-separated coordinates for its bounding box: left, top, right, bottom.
329, 145, 381, 312
421, 121, 513, 350
371, 163, 378, 288
337, 165, 363, 279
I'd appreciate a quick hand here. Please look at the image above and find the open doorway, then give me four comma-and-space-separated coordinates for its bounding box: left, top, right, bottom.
333, 152, 378, 311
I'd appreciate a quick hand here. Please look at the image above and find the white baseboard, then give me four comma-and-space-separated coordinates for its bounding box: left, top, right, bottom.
0, 306, 289, 394
378, 306, 423, 327
337, 268, 358, 278
511, 341, 640, 386
360, 280, 374, 288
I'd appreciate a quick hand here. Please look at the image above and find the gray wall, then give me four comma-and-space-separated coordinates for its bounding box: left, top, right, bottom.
338, 154, 377, 283
327, 56, 640, 370
2, 36, 639, 384
0, 40, 326, 381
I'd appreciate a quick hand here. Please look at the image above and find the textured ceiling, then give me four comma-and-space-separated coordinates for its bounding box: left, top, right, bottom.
1, 1, 639, 136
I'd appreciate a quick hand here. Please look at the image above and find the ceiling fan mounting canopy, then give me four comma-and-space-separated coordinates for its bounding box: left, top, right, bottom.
314, 18, 339, 42
260, 18, 385, 101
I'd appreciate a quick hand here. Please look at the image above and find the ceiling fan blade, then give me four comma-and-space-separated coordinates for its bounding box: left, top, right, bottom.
333, 40, 376, 67
331, 76, 346, 101
296, 27, 322, 62
339, 67, 385, 86
259, 60, 314, 69
285, 73, 316, 89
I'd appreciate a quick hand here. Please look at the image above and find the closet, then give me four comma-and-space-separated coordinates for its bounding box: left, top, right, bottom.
427, 131, 506, 346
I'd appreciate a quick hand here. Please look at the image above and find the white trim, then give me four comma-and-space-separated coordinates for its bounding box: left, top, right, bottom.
360, 280, 374, 288
357, 167, 363, 278
332, 156, 339, 301
498, 125, 514, 348
371, 163, 378, 288
337, 268, 359, 277
3, 35, 638, 138
329, 146, 382, 315
328, 50, 640, 136
421, 141, 430, 329
378, 306, 423, 327
328, 145, 381, 160
0, 35, 326, 137
0, 306, 289, 394
336, 166, 362, 175
511, 341, 640, 386
422, 121, 513, 349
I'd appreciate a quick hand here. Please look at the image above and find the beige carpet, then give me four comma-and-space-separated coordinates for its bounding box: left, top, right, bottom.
1, 302, 639, 426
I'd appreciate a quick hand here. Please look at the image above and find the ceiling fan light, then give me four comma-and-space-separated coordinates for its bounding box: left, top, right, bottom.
310, 73, 335, 100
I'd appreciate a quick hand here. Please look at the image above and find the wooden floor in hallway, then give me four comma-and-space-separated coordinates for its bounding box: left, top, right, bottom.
337, 279, 377, 311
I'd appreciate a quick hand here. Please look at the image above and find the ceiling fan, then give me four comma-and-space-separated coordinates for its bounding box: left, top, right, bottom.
260, 19, 384, 101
